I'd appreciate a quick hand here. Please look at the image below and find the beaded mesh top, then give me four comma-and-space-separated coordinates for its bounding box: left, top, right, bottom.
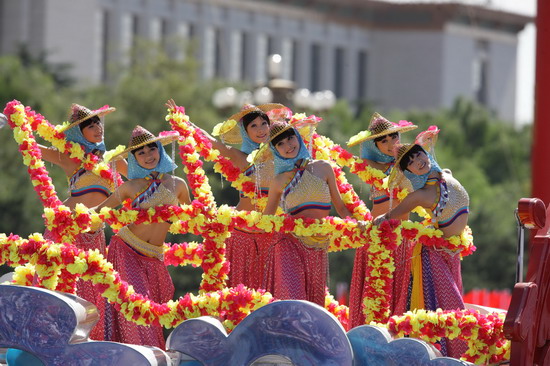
283, 168, 331, 215
131, 174, 178, 209
69, 167, 115, 197
433, 171, 469, 225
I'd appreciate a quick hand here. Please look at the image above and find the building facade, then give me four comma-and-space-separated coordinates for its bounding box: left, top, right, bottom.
0, 0, 531, 122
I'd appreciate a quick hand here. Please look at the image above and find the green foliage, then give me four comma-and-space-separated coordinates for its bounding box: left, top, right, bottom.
0, 44, 532, 297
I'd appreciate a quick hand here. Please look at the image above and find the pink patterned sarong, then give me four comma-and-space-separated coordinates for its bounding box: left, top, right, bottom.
43, 229, 107, 340
423, 247, 467, 358
391, 238, 415, 317
263, 234, 327, 307
104, 235, 174, 349
226, 229, 273, 290
348, 245, 370, 328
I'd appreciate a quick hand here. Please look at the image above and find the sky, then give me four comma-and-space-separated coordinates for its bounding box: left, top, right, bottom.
384, 0, 537, 125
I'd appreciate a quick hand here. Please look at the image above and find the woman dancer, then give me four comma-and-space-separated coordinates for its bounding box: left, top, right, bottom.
347, 112, 416, 328
36, 103, 126, 340
95, 125, 191, 349
375, 137, 469, 358
166, 99, 283, 290
262, 119, 353, 306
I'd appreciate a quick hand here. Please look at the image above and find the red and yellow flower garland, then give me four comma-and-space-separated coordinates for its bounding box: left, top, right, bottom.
0, 232, 273, 330
388, 308, 509, 365
312, 133, 387, 189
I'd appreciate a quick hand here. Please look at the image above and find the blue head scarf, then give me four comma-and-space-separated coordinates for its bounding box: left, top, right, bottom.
404, 150, 442, 191
64, 124, 106, 153
360, 137, 396, 163
270, 128, 311, 174
239, 123, 260, 154
127, 141, 178, 179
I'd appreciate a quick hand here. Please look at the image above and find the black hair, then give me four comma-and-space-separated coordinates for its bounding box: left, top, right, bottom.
271, 127, 296, 147
399, 144, 426, 172
241, 111, 270, 130
79, 115, 101, 131
131, 142, 158, 156
373, 132, 398, 143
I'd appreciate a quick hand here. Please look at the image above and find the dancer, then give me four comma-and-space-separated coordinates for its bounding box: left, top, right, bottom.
262, 119, 353, 306
375, 135, 469, 358
347, 112, 416, 328
36, 103, 126, 340
95, 125, 191, 349
166, 99, 283, 290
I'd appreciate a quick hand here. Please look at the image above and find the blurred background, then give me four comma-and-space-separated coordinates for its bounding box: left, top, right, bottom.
0, 0, 536, 306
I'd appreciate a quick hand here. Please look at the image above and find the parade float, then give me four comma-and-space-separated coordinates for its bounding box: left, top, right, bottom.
0, 101, 546, 366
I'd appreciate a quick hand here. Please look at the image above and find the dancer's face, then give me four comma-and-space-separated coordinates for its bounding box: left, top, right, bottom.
81, 120, 104, 143
275, 134, 300, 159
246, 116, 270, 144
134, 143, 160, 170
406, 150, 431, 175
375, 133, 399, 156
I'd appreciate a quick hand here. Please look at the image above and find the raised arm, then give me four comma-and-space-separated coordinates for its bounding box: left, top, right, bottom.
114, 158, 129, 178
363, 157, 390, 172
94, 181, 133, 211
176, 177, 192, 205
166, 98, 249, 170
319, 160, 353, 219
38, 145, 77, 174
263, 176, 285, 215
375, 186, 434, 224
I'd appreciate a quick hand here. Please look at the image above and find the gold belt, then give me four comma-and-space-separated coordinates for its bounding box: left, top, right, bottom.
117, 226, 164, 261
292, 233, 330, 250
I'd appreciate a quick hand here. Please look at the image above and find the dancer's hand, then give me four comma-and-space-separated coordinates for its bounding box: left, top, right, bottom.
165, 98, 177, 111
165, 99, 202, 131
373, 214, 388, 226
0, 113, 7, 129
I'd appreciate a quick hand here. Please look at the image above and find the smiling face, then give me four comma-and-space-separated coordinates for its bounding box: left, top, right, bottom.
132, 142, 160, 170
245, 116, 270, 144
374, 132, 399, 156
80, 117, 104, 144
274, 133, 300, 159
405, 149, 431, 175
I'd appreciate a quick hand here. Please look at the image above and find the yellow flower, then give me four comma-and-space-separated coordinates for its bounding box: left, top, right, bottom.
347, 130, 371, 146
104, 145, 126, 163
212, 119, 237, 136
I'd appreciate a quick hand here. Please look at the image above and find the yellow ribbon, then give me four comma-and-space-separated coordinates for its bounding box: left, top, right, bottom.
410, 242, 425, 310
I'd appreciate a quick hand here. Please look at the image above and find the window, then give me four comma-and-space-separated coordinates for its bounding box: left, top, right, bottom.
100, 9, 109, 82
291, 39, 299, 83
230, 31, 242, 81
473, 40, 489, 105
281, 38, 293, 80
310, 44, 321, 91
214, 28, 223, 78
242, 32, 251, 82
357, 50, 367, 100
334, 47, 345, 98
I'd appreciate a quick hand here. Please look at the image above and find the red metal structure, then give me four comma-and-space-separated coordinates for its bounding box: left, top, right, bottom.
504, 198, 550, 365
532, 0, 549, 205
505, 3, 550, 362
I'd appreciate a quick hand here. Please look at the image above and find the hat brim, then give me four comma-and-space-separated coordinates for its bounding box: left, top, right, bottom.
110, 132, 180, 161
60, 107, 116, 132
393, 143, 418, 171
220, 103, 286, 145
347, 124, 417, 147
